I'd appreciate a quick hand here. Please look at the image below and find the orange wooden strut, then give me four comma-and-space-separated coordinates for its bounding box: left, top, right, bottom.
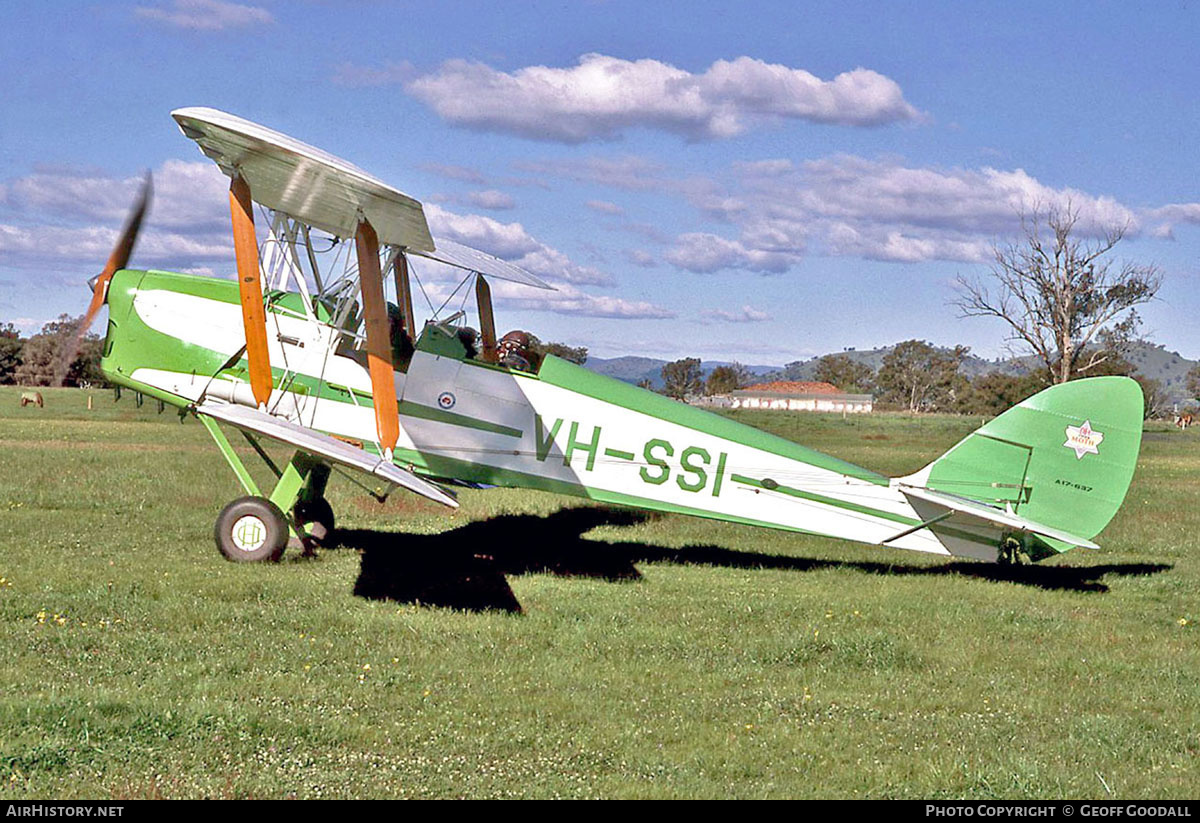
392, 251, 416, 338
476, 275, 498, 363
228, 175, 273, 408
355, 219, 400, 458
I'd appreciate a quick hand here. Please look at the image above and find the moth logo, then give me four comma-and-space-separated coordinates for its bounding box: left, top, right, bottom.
437, 392, 456, 410
1064, 420, 1104, 459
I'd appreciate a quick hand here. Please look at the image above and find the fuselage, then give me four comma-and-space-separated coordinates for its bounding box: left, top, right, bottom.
100, 268, 1006, 561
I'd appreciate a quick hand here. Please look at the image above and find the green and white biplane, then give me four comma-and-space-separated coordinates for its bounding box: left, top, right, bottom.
81, 107, 1144, 565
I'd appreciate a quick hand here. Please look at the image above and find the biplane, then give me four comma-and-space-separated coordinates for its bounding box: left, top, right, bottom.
79, 107, 1144, 566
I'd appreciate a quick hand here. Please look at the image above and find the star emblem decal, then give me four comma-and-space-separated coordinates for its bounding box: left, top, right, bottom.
1064, 420, 1104, 459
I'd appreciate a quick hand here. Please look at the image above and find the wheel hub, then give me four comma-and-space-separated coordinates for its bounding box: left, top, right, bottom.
231, 515, 268, 552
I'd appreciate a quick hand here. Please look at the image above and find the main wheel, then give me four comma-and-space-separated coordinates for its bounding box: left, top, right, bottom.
214, 496, 289, 563
293, 497, 336, 546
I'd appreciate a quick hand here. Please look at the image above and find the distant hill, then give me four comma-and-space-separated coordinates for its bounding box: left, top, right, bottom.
584, 356, 776, 390
755, 346, 1029, 381
584, 341, 1198, 404
1123, 342, 1197, 401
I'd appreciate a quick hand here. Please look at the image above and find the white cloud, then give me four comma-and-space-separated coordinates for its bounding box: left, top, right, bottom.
489, 279, 675, 320
0, 223, 232, 270
660, 153, 1160, 270
586, 200, 625, 216
619, 222, 672, 244
1, 162, 618, 298
180, 266, 225, 279
1146, 202, 1200, 239
134, 0, 273, 30
409, 269, 673, 321
401, 53, 922, 143
424, 204, 540, 258
624, 249, 658, 268
4, 160, 229, 229
424, 204, 613, 286
822, 222, 990, 263
790, 156, 1138, 237
701, 305, 773, 323
0, 160, 235, 275
1149, 203, 1200, 223
511, 247, 611, 288
733, 159, 795, 176
466, 189, 516, 211
665, 232, 800, 274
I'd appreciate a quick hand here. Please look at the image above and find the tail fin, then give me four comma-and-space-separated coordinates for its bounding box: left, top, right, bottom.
904, 376, 1143, 552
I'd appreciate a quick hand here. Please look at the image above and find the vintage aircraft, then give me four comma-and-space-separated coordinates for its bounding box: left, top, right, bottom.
78, 107, 1144, 566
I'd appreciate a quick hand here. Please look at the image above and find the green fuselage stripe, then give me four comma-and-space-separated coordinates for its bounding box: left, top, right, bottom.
729, 473, 917, 526
394, 446, 828, 538
724, 472, 998, 546
399, 400, 523, 439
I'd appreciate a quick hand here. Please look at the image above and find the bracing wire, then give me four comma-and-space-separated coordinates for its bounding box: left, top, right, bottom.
434, 271, 474, 319
407, 255, 439, 318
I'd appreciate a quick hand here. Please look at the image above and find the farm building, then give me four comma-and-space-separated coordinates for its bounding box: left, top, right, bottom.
730, 380, 873, 414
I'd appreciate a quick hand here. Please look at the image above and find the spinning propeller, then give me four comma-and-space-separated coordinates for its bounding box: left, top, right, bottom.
60, 175, 152, 384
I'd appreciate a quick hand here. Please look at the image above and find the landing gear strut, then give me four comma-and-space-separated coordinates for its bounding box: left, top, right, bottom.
199, 414, 336, 563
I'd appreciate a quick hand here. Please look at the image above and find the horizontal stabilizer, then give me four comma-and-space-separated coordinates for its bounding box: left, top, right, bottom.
408, 237, 555, 290
195, 401, 458, 508
899, 485, 1097, 549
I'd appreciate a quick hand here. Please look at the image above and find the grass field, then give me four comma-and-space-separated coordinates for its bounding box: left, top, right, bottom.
0, 386, 1195, 799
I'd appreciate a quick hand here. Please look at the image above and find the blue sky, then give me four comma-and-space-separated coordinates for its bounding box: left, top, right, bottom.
1, 0, 1197, 364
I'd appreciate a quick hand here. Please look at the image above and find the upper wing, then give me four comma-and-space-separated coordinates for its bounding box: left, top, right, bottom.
898, 484, 1098, 549
196, 400, 458, 509
173, 107, 555, 292
172, 106, 435, 251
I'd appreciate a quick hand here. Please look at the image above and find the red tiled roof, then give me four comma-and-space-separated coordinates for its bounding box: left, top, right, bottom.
740, 381, 841, 395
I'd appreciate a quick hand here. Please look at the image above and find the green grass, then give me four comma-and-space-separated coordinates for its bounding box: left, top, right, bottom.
0, 387, 1195, 798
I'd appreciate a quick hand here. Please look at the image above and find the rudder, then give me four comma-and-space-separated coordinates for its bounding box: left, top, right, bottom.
905, 376, 1143, 550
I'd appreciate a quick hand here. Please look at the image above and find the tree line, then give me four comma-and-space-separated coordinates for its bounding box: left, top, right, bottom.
654, 342, 1200, 419
0, 315, 104, 387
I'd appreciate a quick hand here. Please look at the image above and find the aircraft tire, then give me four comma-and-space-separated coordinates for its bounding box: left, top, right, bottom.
294, 497, 336, 546
214, 496, 288, 563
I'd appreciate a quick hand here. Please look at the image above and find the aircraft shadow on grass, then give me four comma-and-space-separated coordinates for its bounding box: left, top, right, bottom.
334, 507, 1172, 613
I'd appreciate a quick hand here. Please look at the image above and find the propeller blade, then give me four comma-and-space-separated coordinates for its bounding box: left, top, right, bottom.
59, 174, 152, 384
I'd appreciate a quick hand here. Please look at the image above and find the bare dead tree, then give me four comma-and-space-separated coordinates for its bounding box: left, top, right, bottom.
955, 203, 1162, 384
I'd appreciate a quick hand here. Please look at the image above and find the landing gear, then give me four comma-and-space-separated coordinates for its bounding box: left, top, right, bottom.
294, 496, 335, 546
199, 414, 336, 563
997, 534, 1032, 566
214, 496, 288, 563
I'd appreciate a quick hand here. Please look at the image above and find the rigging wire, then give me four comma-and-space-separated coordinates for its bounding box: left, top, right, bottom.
434, 271, 473, 319
407, 255, 439, 319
